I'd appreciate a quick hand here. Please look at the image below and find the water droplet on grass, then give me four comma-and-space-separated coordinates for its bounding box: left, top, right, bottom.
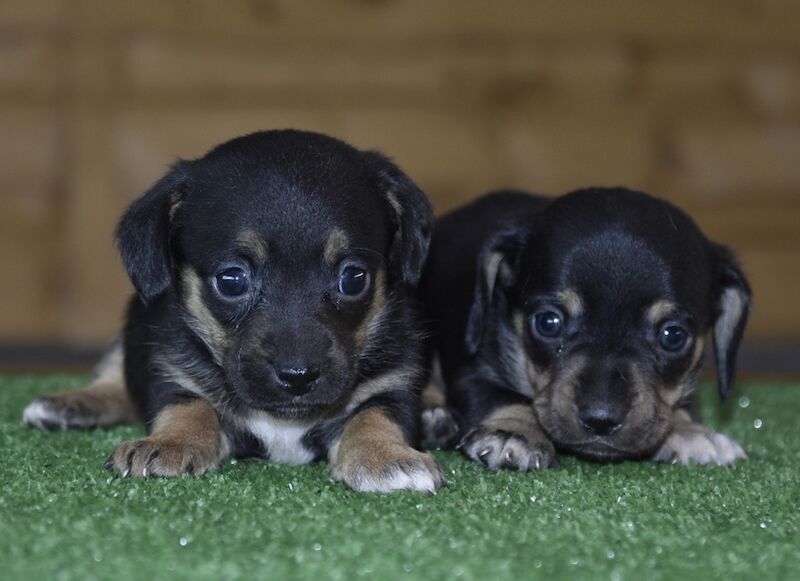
607, 550, 616, 559
754, 419, 763, 429
738, 396, 750, 408
313, 543, 322, 551
760, 522, 768, 529
179, 537, 189, 546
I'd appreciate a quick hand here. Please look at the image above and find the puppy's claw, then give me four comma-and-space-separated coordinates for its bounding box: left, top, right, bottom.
460, 426, 557, 471
105, 438, 218, 478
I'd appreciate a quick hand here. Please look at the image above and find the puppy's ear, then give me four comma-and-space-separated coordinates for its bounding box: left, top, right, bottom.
365, 151, 434, 287
116, 163, 188, 302
465, 225, 528, 356
711, 244, 752, 399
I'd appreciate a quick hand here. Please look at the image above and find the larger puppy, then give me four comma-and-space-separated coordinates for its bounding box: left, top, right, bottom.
423, 188, 750, 469
22, 130, 445, 493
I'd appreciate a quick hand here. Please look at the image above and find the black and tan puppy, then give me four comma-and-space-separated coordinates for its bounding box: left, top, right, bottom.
422, 188, 750, 469
22, 129, 445, 493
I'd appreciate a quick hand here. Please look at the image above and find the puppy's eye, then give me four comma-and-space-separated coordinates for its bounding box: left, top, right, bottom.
338, 266, 369, 297
658, 323, 689, 352
533, 309, 565, 339
215, 267, 249, 297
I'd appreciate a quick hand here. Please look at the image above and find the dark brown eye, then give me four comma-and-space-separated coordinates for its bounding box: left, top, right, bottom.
658, 323, 689, 352
533, 309, 565, 339
215, 267, 249, 297
338, 266, 369, 297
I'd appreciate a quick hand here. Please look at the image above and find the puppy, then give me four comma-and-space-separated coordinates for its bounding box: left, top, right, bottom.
22, 129, 445, 493
422, 188, 750, 469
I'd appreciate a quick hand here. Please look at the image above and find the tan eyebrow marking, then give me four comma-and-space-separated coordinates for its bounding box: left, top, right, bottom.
557, 288, 584, 318
646, 299, 677, 324
324, 228, 350, 264
236, 230, 268, 263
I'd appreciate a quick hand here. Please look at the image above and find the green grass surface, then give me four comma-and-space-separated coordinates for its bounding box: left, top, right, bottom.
1, 376, 798, 580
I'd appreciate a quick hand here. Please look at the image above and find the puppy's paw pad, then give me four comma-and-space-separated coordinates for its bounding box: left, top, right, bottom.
421, 406, 459, 449
332, 447, 446, 494
459, 427, 557, 471
105, 438, 218, 478
22, 397, 77, 431
654, 429, 746, 466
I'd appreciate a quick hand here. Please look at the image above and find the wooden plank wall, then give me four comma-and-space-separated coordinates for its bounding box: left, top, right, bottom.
1, 0, 798, 346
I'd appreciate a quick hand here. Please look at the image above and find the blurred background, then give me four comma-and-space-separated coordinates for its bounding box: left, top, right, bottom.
1, 0, 798, 373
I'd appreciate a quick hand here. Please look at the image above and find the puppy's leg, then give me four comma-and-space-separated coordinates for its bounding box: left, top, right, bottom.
330, 407, 446, 493
653, 408, 746, 466
22, 342, 138, 431
459, 402, 557, 471
105, 399, 227, 477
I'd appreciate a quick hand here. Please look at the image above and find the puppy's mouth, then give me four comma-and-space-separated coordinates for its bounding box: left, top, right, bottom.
561, 440, 641, 461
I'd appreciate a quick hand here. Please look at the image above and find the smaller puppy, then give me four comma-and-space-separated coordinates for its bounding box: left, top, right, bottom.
22, 129, 445, 493
422, 188, 750, 469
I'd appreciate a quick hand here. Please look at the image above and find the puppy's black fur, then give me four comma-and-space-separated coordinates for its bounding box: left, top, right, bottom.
422, 188, 751, 470
23, 130, 445, 493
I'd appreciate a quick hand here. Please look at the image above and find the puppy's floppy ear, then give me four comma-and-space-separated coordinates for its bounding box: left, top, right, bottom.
711, 244, 752, 399
465, 225, 529, 356
364, 151, 434, 287
116, 163, 188, 302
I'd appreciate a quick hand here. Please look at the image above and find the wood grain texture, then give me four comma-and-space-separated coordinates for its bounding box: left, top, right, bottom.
0, 0, 797, 343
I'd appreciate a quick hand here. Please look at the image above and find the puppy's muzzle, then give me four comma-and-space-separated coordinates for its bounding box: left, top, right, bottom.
274, 364, 320, 396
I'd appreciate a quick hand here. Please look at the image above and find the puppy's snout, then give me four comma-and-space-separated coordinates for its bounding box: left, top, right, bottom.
578, 407, 623, 436
275, 365, 320, 396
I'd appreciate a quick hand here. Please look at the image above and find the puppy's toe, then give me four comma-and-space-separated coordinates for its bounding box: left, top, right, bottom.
105, 438, 218, 478
421, 406, 460, 449
653, 428, 747, 466
459, 427, 557, 471
331, 445, 447, 494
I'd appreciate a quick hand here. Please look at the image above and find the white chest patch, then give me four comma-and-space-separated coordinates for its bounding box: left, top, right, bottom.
244, 413, 315, 465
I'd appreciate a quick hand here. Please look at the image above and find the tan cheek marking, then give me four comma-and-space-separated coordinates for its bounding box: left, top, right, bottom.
181, 267, 227, 363
324, 228, 350, 265
538, 355, 586, 414
658, 337, 706, 407
557, 288, 584, 319
647, 300, 677, 325
237, 230, 268, 264
355, 269, 387, 348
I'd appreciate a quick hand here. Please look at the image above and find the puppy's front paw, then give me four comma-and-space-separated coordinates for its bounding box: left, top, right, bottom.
105, 438, 219, 478
331, 444, 446, 494
459, 426, 557, 471
421, 406, 460, 449
653, 427, 746, 466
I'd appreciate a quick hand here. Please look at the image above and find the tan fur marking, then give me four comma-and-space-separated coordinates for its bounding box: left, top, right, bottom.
181, 267, 227, 364
557, 288, 584, 318
346, 365, 421, 413
646, 299, 677, 324
109, 400, 226, 477
355, 269, 387, 347
657, 337, 706, 407
330, 407, 445, 493
237, 230, 268, 263
324, 228, 350, 264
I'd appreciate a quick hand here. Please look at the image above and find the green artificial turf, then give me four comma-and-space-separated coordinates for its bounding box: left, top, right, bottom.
1, 376, 798, 580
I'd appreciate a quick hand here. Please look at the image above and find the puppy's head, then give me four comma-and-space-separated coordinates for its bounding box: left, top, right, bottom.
116, 130, 432, 418
467, 187, 751, 460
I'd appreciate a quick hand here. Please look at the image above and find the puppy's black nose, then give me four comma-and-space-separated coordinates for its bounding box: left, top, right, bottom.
275, 366, 320, 396
578, 409, 623, 436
